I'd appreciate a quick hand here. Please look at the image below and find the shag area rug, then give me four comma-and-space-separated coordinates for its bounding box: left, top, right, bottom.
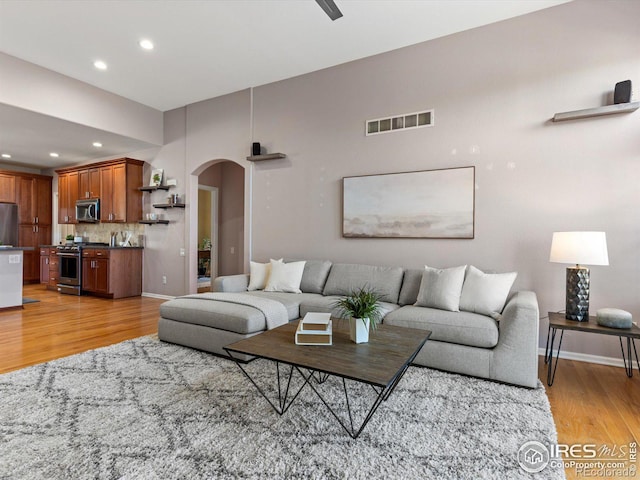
0, 336, 564, 479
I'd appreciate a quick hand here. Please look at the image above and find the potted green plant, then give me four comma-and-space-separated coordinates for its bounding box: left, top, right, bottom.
65, 234, 74, 245
333, 287, 384, 344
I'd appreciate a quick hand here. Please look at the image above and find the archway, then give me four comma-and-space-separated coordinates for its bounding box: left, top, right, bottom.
187, 159, 247, 293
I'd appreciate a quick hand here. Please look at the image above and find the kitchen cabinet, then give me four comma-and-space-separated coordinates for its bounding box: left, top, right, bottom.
0, 170, 53, 283
100, 161, 142, 223
58, 171, 79, 224
20, 224, 51, 282
39, 247, 59, 290
16, 175, 52, 226
0, 173, 16, 202
78, 168, 101, 199
39, 248, 49, 284
81, 247, 142, 298
56, 158, 143, 224
82, 249, 110, 294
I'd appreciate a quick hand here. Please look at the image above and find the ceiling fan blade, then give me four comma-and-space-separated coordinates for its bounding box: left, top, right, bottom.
315, 0, 343, 21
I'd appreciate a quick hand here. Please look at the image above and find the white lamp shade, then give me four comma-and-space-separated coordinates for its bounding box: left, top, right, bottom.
549, 231, 609, 266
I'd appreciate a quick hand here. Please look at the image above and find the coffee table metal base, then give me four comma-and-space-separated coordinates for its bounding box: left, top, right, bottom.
224, 351, 415, 439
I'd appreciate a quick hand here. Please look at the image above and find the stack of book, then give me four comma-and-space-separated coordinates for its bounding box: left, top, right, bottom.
295, 312, 332, 345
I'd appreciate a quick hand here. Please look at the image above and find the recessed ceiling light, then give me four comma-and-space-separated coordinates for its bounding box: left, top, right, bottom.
1, 153, 11, 159
49, 152, 59, 158
92, 142, 103, 148
93, 60, 107, 70
139, 39, 154, 50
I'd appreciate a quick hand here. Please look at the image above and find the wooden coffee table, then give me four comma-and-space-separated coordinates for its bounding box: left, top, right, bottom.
224, 319, 431, 438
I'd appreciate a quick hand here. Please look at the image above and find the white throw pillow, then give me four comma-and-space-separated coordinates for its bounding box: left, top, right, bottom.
247, 258, 283, 291
414, 265, 467, 312
265, 260, 306, 294
459, 266, 517, 317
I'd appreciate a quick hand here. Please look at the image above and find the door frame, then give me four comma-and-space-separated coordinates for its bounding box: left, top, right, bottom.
198, 184, 219, 282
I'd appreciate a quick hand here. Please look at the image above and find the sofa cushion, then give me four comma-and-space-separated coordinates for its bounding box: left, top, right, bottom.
322, 263, 404, 304
160, 297, 268, 334
415, 265, 466, 312
459, 266, 517, 317
398, 268, 422, 306
246, 291, 323, 320
384, 305, 499, 348
300, 259, 332, 294
298, 294, 399, 320
265, 260, 306, 293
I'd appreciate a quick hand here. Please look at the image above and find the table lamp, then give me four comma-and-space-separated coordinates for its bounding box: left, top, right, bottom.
549, 231, 609, 321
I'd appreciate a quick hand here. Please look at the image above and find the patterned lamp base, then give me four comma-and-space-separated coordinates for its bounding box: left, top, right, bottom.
566, 267, 590, 321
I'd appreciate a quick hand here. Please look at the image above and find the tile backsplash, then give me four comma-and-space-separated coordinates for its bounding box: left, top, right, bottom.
60, 223, 145, 246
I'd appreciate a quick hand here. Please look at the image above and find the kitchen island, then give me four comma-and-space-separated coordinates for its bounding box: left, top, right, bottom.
0, 247, 33, 309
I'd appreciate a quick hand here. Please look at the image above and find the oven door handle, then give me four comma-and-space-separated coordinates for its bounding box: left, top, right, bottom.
57, 252, 80, 257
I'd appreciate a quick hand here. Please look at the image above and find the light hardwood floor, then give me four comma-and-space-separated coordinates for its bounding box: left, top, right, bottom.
2, 284, 638, 479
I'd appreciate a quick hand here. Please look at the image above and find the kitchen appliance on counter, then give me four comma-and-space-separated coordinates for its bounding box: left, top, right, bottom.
76, 199, 100, 223
0, 202, 18, 246
57, 241, 109, 295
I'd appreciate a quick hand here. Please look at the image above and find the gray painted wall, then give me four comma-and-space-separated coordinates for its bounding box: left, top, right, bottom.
245, 0, 639, 359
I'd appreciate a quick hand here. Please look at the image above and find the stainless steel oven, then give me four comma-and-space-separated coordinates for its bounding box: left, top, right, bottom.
57, 245, 81, 295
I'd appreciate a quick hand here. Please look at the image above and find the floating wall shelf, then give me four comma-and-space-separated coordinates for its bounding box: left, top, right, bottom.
139, 219, 170, 225
153, 203, 186, 209
246, 153, 287, 162
139, 185, 171, 192
552, 101, 639, 122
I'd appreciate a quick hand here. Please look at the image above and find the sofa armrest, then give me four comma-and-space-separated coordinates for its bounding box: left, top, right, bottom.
212, 274, 249, 293
492, 291, 540, 388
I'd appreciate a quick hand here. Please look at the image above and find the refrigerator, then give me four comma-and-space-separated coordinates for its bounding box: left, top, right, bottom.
0, 202, 19, 246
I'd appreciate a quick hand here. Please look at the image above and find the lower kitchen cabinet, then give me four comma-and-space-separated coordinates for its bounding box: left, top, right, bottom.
20, 225, 51, 283
39, 247, 61, 291
81, 248, 142, 298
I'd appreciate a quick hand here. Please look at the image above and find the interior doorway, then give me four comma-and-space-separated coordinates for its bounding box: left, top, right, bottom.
197, 185, 218, 292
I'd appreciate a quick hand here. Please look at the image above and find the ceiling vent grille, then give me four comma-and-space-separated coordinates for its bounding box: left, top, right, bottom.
366, 109, 434, 136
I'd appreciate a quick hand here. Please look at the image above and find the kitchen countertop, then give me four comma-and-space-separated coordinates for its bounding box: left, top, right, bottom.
81, 245, 144, 250
0, 246, 34, 251
39, 244, 144, 250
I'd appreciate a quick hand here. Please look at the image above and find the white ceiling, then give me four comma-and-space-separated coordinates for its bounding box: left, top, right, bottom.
0, 0, 570, 169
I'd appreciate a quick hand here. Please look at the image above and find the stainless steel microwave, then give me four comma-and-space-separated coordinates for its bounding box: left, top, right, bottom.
76, 199, 100, 223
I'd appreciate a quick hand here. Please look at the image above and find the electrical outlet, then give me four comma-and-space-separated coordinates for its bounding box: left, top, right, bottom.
230, 247, 235, 254
162, 275, 167, 285
179, 248, 185, 257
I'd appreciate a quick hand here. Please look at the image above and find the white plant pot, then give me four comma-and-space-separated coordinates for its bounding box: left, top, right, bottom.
349, 317, 370, 344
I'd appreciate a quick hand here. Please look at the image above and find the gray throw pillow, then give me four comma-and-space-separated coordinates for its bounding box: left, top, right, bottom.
459, 265, 517, 317
414, 265, 467, 312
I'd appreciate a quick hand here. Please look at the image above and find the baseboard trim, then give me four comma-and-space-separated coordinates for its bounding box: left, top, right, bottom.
142, 292, 175, 300
537, 347, 629, 369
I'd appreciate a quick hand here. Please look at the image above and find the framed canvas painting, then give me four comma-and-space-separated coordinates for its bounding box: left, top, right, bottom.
342, 166, 475, 239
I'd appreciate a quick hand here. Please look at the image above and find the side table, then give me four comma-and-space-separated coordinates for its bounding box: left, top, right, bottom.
544, 311, 640, 386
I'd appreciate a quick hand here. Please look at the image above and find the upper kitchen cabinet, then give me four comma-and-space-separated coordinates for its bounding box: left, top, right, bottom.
78, 167, 101, 200
16, 174, 53, 226
0, 173, 16, 202
58, 170, 79, 224
100, 159, 143, 223
55, 158, 143, 224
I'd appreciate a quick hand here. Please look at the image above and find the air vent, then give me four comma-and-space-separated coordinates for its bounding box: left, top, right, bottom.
366, 109, 434, 136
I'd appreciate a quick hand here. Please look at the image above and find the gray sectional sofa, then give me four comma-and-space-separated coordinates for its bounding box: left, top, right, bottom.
158, 260, 540, 388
